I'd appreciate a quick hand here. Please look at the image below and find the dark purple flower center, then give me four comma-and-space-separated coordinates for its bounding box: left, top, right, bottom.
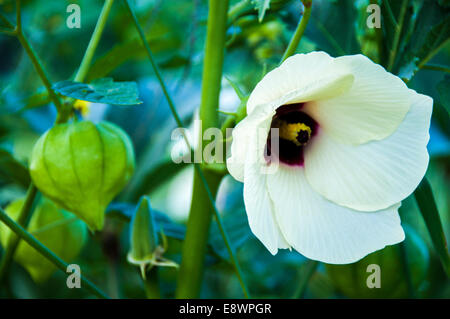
265, 103, 318, 166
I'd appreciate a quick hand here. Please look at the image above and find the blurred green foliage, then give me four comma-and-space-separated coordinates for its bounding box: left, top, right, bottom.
0, 0, 449, 298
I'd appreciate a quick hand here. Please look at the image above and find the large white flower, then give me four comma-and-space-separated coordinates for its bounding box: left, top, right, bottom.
227, 52, 433, 264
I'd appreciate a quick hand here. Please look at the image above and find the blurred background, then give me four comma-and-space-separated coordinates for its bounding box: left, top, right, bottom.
0, 0, 449, 298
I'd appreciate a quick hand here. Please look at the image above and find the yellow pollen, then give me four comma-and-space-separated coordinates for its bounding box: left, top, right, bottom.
279, 121, 312, 146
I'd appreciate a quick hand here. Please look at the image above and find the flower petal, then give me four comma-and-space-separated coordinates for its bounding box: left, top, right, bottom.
304, 90, 432, 212
304, 54, 411, 145
242, 120, 290, 254
247, 52, 354, 115
267, 166, 405, 264
227, 106, 273, 182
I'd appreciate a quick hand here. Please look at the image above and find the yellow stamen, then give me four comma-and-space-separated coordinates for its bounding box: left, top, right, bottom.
279, 121, 311, 146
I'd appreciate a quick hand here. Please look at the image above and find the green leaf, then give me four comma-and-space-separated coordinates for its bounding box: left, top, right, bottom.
306, 0, 360, 56
414, 177, 450, 277
252, 0, 271, 22
0, 148, 31, 188
437, 75, 450, 115
397, 1, 450, 74
18, 90, 51, 111
85, 30, 182, 82
52, 78, 142, 105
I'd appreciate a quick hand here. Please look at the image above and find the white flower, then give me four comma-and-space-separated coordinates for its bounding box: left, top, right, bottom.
227, 52, 433, 264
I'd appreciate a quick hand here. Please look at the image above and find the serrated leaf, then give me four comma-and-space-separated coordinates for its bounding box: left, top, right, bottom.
414, 177, 450, 277
52, 78, 142, 105
252, 0, 271, 22
0, 148, 31, 188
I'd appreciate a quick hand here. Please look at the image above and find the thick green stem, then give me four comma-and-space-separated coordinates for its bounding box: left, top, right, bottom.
0, 207, 110, 299
125, 0, 248, 298
74, 0, 114, 82
280, 0, 312, 63
0, 185, 38, 283
175, 0, 229, 299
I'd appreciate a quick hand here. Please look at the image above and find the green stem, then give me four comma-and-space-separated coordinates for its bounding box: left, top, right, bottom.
124, 0, 249, 298
74, 0, 114, 82
176, 0, 229, 299
16, 32, 68, 122
280, 0, 312, 63
387, 0, 408, 71
227, 0, 252, 26
0, 185, 38, 283
293, 260, 319, 299
370, 0, 384, 64
0, 207, 110, 299
144, 268, 161, 299
0, 12, 14, 30
421, 63, 450, 74
417, 39, 450, 70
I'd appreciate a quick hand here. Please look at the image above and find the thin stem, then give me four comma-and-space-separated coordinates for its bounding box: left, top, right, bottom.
15, 0, 21, 32
13, 0, 70, 122
124, 0, 249, 298
0, 207, 110, 299
144, 268, 160, 299
227, 0, 253, 26
0, 12, 14, 30
293, 260, 319, 299
74, 0, 114, 82
0, 185, 38, 283
387, 0, 408, 71
421, 63, 450, 74
405, 39, 450, 83
280, 0, 312, 63
417, 39, 450, 70
370, 0, 384, 64
16, 32, 67, 121
383, 0, 398, 28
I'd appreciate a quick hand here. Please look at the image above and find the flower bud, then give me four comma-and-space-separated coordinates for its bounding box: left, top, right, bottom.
29, 121, 135, 231
0, 197, 87, 283
127, 196, 178, 278
127, 196, 158, 274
